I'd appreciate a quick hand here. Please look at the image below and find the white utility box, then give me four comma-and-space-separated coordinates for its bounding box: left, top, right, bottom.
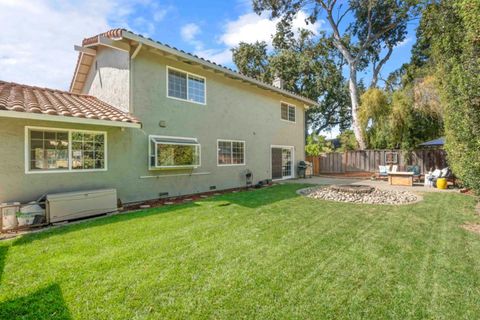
1, 202, 21, 231
47, 189, 118, 223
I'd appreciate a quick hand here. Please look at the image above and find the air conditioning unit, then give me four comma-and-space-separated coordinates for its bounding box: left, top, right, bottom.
47, 189, 118, 223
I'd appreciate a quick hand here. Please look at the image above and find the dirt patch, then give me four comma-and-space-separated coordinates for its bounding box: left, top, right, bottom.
462, 223, 480, 235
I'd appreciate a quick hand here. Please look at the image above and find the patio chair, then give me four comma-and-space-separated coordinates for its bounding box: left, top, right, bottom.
377, 165, 390, 180
406, 165, 422, 182
391, 165, 398, 173
425, 169, 440, 187
425, 168, 455, 188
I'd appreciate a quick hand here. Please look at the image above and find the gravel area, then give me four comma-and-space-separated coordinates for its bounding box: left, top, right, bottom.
299, 186, 420, 205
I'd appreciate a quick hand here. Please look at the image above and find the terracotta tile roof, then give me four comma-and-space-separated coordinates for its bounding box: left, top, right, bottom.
72, 28, 318, 106
0, 80, 140, 125
82, 28, 124, 46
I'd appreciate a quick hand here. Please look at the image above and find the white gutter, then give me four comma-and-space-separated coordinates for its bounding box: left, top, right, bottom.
0, 110, 142, 129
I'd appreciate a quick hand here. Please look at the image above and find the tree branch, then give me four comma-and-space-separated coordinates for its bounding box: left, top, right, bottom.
336, 6, 352, 27
370, 45, 394, 88
323, 4, 355, 64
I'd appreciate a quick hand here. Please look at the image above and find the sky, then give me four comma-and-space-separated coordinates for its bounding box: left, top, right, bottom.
0, 0, 417, 137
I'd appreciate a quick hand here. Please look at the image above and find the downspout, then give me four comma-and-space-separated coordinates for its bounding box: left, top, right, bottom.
129, 43, 142, 115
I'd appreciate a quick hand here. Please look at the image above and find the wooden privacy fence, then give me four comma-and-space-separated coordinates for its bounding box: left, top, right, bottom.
306, 149, 447, 175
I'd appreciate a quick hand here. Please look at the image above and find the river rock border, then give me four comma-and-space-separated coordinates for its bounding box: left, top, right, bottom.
298, 186, 421, 205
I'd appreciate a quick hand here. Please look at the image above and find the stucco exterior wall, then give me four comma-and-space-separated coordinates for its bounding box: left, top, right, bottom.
130, 50, 306, 190
0, 47, 306, 204
82, 46, 130, 112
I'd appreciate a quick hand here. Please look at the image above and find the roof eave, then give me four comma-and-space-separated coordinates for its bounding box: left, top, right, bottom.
0, 110, 142, 129
121, 31, 318, 107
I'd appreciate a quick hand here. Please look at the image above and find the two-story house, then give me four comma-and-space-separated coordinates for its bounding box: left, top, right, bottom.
0, 29, 317, 204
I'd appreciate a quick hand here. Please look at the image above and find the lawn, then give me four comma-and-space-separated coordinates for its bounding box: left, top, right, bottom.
1, 184, 480, 319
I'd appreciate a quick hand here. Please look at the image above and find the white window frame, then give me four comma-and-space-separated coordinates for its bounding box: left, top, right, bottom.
166, 66, 207, 105
24, 126, 108, 174
149, 135, 201, 170
280, 101, 296, 123
270, 145, 295, 180
217, 139, 246, 166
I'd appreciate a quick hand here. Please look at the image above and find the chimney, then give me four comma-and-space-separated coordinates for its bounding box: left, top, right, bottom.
272, 73, 284, 89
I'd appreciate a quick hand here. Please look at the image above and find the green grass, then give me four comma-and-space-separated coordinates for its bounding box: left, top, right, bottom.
1, 184, 480, 319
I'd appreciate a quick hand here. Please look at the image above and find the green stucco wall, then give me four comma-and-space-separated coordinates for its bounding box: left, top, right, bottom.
0, 47, 306, 204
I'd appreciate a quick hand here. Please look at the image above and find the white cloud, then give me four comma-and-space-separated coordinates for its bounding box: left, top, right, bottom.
0, 0, 117, 90
153, 9, 167, 22
194, 48, 233, 65
181, 23, 201, 42
220, 11, 322, 47
195, 10, 323, 66
181, 22, 205, 52
396, 37, 411, 48
0, 0, 162, 90
151, 2, 173, 23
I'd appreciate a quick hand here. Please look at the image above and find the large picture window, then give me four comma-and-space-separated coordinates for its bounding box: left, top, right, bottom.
167, 67, 206, 104
26, 127, 106, 173
281, 102, 296, 122
150, 136, 201, 169
217, 140, 245, 166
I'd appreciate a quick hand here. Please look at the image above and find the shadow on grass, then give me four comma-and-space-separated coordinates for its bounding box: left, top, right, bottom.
12, 202, 200, 247
0, 284, 71, 320
206, 184, 305, 209
12, 184, 307, 248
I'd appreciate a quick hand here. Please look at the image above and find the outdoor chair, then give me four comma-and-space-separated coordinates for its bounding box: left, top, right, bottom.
377, 165, 398, 180
425, 167, 455, 188
377, 165, 389, 180
406, 165, 422, 182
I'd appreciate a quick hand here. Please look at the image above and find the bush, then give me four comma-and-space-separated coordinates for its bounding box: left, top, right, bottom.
427, 1, 480, 191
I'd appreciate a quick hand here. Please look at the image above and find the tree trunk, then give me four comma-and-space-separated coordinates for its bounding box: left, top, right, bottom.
348, 66, 367, 150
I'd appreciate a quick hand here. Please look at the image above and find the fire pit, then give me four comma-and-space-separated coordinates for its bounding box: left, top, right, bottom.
298, 185, 419, 205
330, 185, 374, 194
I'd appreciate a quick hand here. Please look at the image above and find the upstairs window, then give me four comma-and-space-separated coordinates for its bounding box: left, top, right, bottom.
281, 102, 296, 122
167, 67, 206, 104
217, 140, 245, 166
150, 136, 201, 169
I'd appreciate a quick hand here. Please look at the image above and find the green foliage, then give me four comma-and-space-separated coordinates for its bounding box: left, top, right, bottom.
231, 41, 270, 82
357, 85, 443, 150
305, 134, 333, 156
423, 0, 480, 192
337, 130, 358, 151
252, 0, 422, 148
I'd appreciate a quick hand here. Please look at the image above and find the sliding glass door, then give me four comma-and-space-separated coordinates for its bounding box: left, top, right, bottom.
271, 146, 294, 180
